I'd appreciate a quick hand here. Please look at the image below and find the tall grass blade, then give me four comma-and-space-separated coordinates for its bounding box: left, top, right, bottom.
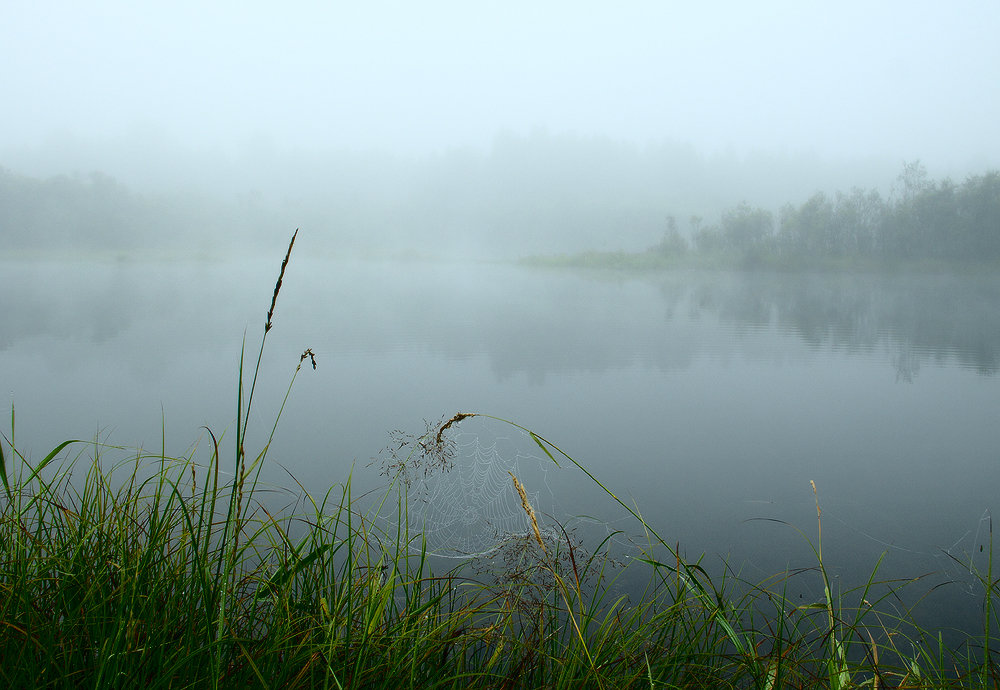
0, 430, 8, 499
258, 542, 333, 596
529, 431, 559, 466
22, 439, 81, 487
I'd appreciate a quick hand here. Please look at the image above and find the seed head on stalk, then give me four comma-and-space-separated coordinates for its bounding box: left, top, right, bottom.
265, 228, 298, 334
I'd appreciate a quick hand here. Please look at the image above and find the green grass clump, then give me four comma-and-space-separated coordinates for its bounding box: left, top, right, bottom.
2, 231, 998, 688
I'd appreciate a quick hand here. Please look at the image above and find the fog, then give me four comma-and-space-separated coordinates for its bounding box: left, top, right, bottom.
2, 1, 999, 258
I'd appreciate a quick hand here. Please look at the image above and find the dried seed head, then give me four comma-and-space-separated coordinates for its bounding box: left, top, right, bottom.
510, 472, 547, 556
265, 229, 298, 333
378, 415, 461, 487
436, 412, 476, 445
300, 348, 317, 370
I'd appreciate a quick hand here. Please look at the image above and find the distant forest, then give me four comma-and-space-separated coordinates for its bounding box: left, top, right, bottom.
0, 167, 281, 257
651, 161, 1000, 267
1, 136, 998, 265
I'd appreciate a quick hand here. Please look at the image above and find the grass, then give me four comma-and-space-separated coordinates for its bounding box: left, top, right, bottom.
2, 232, 999, 688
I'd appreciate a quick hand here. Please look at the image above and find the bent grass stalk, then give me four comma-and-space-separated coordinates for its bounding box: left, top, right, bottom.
810, 479, 851, 690
444, 412, 772, 686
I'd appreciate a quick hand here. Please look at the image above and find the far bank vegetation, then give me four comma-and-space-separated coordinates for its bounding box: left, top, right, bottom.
525, 161, 1000, 271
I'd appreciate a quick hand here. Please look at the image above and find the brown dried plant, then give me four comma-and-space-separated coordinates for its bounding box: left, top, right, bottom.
378, 413, 478, 487
510, 472, 547, 557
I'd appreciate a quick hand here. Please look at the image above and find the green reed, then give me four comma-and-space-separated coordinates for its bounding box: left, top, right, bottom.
0, 232, 997, 688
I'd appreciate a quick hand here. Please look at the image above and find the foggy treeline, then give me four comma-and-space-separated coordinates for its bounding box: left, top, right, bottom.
0, 166, 285, 257
1, 130, 926, 260
672, 161, 1000, 266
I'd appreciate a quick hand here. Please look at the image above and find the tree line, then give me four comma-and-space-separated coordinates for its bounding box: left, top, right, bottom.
658, 162, 1000, 266
0, 166, 283, 256
3, 152, 997, 264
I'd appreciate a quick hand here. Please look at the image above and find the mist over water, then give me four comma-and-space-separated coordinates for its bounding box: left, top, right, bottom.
2, 256, 997, 638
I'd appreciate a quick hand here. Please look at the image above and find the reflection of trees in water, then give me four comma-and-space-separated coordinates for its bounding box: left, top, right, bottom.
0, 262, 141, 349
6, 260, 997, 380
691, 277, 777, 330
891, 341, 921, 383
695, 272, 1000, 377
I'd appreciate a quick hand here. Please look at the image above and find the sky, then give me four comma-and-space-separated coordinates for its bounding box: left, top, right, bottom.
2, 1, 999, 173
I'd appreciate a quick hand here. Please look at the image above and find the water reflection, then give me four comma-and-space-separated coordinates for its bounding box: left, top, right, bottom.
687, 271, 1000, 376
2, 260, 998, 381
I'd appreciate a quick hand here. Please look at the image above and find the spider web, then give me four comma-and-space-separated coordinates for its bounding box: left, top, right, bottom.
402, 416, 559, 559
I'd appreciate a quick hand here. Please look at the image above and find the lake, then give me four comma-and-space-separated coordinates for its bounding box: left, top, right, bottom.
2, 255, 998, 639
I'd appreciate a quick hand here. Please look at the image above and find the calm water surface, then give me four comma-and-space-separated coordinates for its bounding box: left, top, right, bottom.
3, 257, 998, 636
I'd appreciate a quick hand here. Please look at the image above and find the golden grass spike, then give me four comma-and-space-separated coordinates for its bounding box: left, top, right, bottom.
510, 472, 547, 556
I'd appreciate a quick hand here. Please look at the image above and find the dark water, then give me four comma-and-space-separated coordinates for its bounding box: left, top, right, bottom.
3, 257, 998, 638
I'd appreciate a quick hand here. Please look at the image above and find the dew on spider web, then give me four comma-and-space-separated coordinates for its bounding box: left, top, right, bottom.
381, 415, 561, 559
